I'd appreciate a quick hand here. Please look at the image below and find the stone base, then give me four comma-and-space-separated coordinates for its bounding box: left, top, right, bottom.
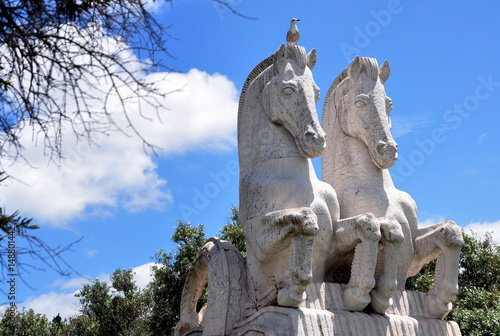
231, 306, 461, 336
234, 283, 461, 336
180, 283, 462, 336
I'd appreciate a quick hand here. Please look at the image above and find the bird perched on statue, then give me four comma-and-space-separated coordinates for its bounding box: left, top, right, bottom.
286, 18, 300, 46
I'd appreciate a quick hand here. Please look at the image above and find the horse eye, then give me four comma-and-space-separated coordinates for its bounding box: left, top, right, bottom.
355, 100, 367, 108
283, 86, 295, 95
282, 81, 298, 95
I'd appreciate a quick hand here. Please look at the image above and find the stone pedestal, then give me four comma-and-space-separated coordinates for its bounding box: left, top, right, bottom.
230, 283, 461, 336
231, 305, 461, 336
180, 283, 461, 336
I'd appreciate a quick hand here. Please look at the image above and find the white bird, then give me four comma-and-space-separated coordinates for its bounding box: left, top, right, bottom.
286, 18, 300, 47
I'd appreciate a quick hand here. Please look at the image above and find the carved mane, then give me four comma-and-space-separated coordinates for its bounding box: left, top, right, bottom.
237, 54, 274, 144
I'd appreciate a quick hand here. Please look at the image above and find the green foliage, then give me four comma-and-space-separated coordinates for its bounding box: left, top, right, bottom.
405, 260, 435, 292
75, 268, 148, 336
146, 220, 207, 336
0, 173, 37, 234
219, 205, 246, 257
458, 232, 500, 291
0, 308, 72, 336
451, 286, 500, 336
0, 207, 38, 234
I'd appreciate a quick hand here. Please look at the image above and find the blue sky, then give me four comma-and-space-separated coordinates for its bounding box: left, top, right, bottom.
1, 0, 499, 319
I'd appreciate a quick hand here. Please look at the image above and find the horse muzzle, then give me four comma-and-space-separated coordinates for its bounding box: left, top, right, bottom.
374, 140, 398, 168
299, 128, 326, 158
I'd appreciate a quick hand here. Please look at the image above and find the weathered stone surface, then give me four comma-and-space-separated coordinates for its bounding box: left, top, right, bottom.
175, 42, 464, 335
321, 56, 464, 320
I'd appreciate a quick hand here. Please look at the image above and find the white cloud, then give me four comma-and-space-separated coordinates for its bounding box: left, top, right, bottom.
21, 291, 80, 320
0, 26, 238, 226
85, 248, 98, 258
463, 220, 500, 244
477, 132, 489, 144
144, 0, 170, 14
420, 217, 500, 244
52, 276, 91, 290
132, 262, 160, 290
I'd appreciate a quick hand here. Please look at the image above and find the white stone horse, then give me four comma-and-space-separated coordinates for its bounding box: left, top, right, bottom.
322, 56, 464, 318
239, 45, 394, 312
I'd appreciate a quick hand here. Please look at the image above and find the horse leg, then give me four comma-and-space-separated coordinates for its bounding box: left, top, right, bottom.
409, 221, 464, 318
369, 216, 404, 314
260, 207, 319, 307
334, 213, 381, 311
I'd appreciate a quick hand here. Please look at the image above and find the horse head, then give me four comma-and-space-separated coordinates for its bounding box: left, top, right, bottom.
335, 56, 397, 169
262, 44, 325, 159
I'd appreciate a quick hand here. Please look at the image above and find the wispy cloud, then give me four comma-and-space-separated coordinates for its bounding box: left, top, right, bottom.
84, 249, 98, 258
477, 132, 489, 144
391, 112, 434, 138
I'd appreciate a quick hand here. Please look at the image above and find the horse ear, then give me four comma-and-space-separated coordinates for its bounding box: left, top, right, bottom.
379, 60, 390, 83
273, 44, 287, 73
306, 48, 317, 69
348, 56, 362, 83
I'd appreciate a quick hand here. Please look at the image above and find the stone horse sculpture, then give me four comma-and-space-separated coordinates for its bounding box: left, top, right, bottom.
321, 56, 464, 318
238, 44, 401, 313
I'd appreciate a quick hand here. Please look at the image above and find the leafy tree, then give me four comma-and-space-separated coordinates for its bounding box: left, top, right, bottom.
146, 207, 245, 335
75, 268, 148, 336
146, 220, 207, 336
219, 204, 246, 257
448, 232, 500, 335
405, 259, 435, 292
0, 308, 70, 336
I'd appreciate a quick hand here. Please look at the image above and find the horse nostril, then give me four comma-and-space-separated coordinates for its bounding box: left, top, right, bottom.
305, 130, 316, 138
377, 141, 397, 155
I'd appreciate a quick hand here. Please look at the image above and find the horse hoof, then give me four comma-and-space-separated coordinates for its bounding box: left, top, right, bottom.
343, 287, 371, 311
425, 293, 452, 319
277, 286, 306, 307
369, 290, 393, 314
